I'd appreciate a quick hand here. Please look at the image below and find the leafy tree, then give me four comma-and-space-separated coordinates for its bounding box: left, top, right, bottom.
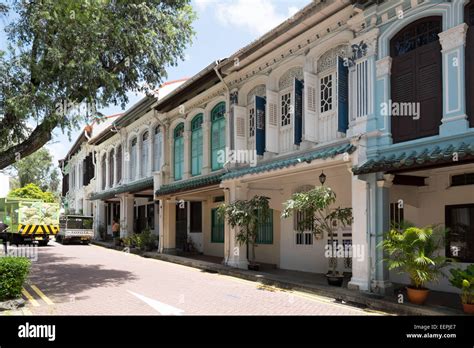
282, 186, 352, 277
218, 196, 270, 265
11, 148, 56, 190
48, 167, 60, 193
0, 0, 195, 169
7, 183, 56, 202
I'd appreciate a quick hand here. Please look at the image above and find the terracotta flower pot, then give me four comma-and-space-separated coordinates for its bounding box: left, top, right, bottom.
462, 303, 474, 314
406, 287, 430, 305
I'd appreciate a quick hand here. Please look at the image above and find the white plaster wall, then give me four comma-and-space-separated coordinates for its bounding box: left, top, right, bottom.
279, 165, 352, 273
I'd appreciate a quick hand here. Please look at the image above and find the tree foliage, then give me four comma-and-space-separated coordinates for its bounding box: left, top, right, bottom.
7, 183, 56, 202
218, 196, 270, 264
0, 0, 196, 169
11, 147, 58, 191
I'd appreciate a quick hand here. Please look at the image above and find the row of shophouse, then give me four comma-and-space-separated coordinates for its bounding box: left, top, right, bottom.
60, 0, 474, 295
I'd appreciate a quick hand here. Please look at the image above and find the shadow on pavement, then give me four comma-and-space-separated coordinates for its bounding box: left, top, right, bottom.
26, 247, 137, 301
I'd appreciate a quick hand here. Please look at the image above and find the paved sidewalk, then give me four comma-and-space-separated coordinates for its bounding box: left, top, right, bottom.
8, 241, 386, 315
92, 240, 465, 316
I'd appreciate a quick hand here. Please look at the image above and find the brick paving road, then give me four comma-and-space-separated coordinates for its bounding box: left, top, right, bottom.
14, 241, 386, 315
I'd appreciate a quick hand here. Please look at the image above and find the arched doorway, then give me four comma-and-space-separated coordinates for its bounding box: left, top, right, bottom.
390, 16, 442, 143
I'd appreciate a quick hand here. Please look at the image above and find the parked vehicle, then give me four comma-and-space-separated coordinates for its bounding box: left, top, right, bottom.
56, 215, 94, 245
0, 197, 60, 246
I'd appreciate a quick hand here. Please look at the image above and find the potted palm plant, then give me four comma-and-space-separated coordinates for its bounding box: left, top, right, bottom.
449, 265, 474, 314
380, 223, 450, 305
282, 186, 352, 286
218, 196, 270, 271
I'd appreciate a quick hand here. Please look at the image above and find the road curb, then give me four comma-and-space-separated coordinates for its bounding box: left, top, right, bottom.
91, 240, 463, 316
0, 298, 25, 312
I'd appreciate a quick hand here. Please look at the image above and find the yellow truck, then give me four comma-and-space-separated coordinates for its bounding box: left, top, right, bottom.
0, 197, 60, 246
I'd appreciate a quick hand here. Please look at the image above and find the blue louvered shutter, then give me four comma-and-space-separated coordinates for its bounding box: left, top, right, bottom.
294, 78, 303, 145
337, 56, 349, 133
255, 96, 266, 156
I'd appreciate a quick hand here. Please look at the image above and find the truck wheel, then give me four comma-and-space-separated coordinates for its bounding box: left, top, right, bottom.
38, 240, 49, 247
10, 233, 24, 245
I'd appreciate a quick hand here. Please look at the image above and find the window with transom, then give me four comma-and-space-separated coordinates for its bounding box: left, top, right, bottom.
211, 102, 226, 171
191, 114, 203, 176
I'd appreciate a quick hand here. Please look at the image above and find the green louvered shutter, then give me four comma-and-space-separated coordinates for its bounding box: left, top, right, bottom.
191, 114, 203, 176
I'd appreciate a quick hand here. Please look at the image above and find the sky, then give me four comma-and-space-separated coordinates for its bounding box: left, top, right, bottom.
1, 0, 311, 165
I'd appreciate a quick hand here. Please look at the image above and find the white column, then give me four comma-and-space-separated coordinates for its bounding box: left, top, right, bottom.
113, 149, 117, 187
105, 152, 110, 189
169, 129, 174, 180
183, 125, 191, 179
225, 182, 249, 269
438, 23, 470, 136
158, 198, 165, 252
149, 127, 154, 176
202, 120, 210, 175
95, 153, 101, 191
124, 140, 130, 183
348, 175, 370, 291
120, 193, 135, 238
137, 139, 142, 180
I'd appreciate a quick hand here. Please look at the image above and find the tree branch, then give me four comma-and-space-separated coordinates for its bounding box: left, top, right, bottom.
0, 116, 57, 169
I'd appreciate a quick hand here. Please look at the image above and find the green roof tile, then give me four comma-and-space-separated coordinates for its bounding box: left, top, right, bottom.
155, 172, 224, 196
89, 176, 153, 200
221, 142, 356, 181
353, 141, 474, 175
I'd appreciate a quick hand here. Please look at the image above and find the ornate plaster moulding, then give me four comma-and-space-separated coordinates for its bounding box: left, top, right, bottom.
228, 13, 355, 88
438, 23, 468, 52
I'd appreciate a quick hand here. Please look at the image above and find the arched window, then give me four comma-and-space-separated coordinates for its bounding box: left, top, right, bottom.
191, 114, 203, 176
141, 131, 149, 177
174, 123, 184, 180
465, 1, 474, 127
316, 45, 350, 142
154, 126, 162, 171
116, 145, 122, 183
390, 16, 442, 143
108, 148, 114, 187
101, 154, 106, 190
211, 102, 226, 171
130, 137, 137, 180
